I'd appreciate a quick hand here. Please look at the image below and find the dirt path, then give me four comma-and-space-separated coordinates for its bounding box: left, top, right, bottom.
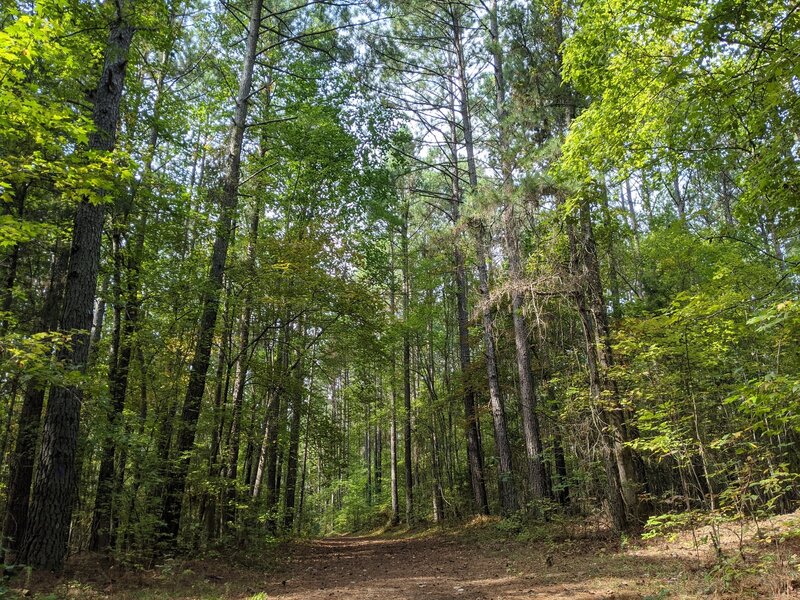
256, 534, 663, 599
19, 516, 800, 598
27, 525, 783, 599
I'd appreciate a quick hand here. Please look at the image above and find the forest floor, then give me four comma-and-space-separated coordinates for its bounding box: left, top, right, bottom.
9, 513, 800, 599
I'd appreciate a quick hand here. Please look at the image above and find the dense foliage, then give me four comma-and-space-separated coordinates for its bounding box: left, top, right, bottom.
0, 0, 797, 571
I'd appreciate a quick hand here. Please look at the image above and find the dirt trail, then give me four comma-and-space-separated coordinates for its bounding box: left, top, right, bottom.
24, 527, 751, 599
259, 534, 658, 599
21, 517, 800, 598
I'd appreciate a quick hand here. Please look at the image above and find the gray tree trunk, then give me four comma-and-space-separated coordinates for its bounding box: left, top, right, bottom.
475, 224, 516, 514
159, 0, 263, 542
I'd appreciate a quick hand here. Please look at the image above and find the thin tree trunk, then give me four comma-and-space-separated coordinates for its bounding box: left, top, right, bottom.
374, 424, 382, 496
567, 198, 639, 530
474, 224, 516, 514
282, 329, 305, 531
201, 282, 233, 541
389, 234, 401, 526
90, 52, 165, 546
263, 318, 290, 532
159, 0, 263, 542
91, 43, 171, 551
401, 201, 413, 524
223, 201, 260, 531
488, 0, 547, 501
448, 11, 488, 513
89, 224, 126, 551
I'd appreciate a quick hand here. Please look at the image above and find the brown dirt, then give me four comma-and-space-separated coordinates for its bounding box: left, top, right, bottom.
259, 534, 653, 599
14, 517, 800, 599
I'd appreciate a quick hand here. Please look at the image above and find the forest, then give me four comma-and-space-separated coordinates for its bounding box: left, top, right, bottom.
0, 0, 799, 596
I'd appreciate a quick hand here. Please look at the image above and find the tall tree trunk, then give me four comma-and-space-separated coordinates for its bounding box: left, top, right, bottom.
223, 201, 260, 531
263, 318, 290, 532
282, 330, 305, 531
89, 223, 125, 551
296, 380, 313, 532
251, 394, 271, 498
90, 49, 166, 548
389, 234, 400, 525
401, 201, 413, 524
201, 281, 233, 542
449, 154, 488, 514
421, 297, 446, 522
2, 245, 68, 557
580, 198, 640, 522
474, 224, 516, 514
448, 177, 489, 508
19, 12, 135, 570
251, 330, 280, 498
366, 404, 372, 504
450, 7, 489, 514
567, 199, 639, 530
504, 206, 548, 500
159, 0, 263, 542
488, 0, 548, 501
374, 424, 382, 496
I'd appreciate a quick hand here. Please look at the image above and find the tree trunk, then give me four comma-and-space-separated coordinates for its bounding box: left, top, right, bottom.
488, 0, 548, 501
282, 335, 304, 531
296, 381, 313, 532
262, 318, 290, 532
475, 224, 516, 514
568, 197, 640, 530
2, 245, 68, 557
389, 235, 401, 526
401, 201, 414, 525
19, 14, 134, 570
223, 201, 260, 531
449, 9, 488, 514
504, 208, 548, 500
159, 0, 263, 543
447, 150, 488, 513
89, 52, 165, 546
374, 424, 382, 496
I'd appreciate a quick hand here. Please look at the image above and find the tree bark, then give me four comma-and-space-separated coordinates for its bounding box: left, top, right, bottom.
567, 197, 640, 530
260, 317, 290, 532
401, 201, 414, 524
159, 0, 263, 543
389, 234, 401, 525
223, 201, 260, 531
2, 245, 68, 557
282, 331, 305, 531
450, 5, 489, 514
475, 224, 516, 514
488, 0, 549, 501
89, 49, 166, 547
19, 13, 135, 570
